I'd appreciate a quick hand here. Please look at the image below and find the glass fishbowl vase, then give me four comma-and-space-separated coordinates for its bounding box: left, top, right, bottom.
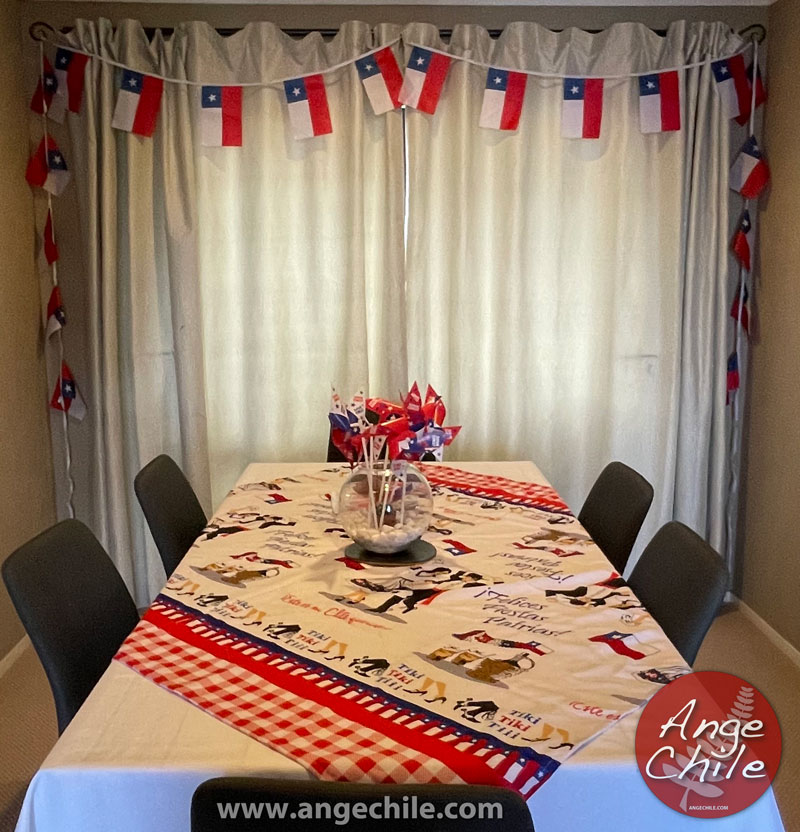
336, 461, 434, 554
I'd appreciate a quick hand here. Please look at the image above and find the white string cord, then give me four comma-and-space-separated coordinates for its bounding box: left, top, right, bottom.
36, 32, 752, 87
38, 40, 76, 519
39, 35, 401, 88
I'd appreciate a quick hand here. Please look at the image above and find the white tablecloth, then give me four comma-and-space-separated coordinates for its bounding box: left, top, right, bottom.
15, 463, 784, 832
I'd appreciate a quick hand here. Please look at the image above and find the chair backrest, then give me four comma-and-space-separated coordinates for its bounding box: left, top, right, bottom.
134, 454, 207, 577
191, 778, 535, 832
578, 461, 654, 574
1, 519, 139, 734
628, 521, 728, 665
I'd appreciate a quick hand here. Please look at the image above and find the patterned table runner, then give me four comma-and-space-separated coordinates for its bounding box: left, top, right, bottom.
116, 464, 688, 798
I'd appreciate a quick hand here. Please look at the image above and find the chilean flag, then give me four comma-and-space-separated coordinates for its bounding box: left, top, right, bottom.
399, 47, 451, 115
283, 75, 332, 140
732, 210, 754, 271
355, 48, 403, 115
112, 69, 164, 137
479, 68, 527, 131
46, 286, 66, 338
730, 136, 770, 199
200, 86, 242, 147
735, 62, 766, 126
54, 48, 90, 114
25, 136, 71, 196
726, 351, 740, 405
30, 57, 65, 123
730, 282, 750, 334
43, 209, 59, 265
638, 71, 680, 133
50, 362, 87, 420
712, 55, 751, 121
562, 78, 603, 139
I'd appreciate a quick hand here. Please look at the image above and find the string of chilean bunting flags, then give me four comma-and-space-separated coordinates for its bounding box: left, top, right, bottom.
26, 33, 768, 512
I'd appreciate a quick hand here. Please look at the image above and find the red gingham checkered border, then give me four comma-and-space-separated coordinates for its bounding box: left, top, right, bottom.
422, 465, 571, 514
114, 602, 558, 798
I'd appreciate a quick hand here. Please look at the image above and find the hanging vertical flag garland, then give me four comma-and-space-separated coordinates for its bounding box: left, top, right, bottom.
283, 75, 333, 140
399, 47, 451, 114
562, 78, 604, 139
479, 68, 527, 132
638, 71, 681, 134
355, 47, 403, 115
112, 69, 164, 136
200, 85, 243, 147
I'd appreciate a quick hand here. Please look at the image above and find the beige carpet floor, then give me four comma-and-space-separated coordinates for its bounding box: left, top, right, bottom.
0, 606, 797, 831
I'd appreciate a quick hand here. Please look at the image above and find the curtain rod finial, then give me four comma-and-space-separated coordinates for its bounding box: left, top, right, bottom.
738, 24, 766, 45
29, 21, 56, 42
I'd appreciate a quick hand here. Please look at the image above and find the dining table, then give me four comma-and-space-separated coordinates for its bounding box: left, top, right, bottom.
14, 461, 785, 832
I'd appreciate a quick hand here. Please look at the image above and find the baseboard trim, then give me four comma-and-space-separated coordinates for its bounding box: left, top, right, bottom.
735, 599, 800, 669
0, 635, 30, 681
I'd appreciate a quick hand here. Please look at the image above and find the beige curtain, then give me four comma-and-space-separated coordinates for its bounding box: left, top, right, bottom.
402, 21, 742, 570
60, 20, 406, 604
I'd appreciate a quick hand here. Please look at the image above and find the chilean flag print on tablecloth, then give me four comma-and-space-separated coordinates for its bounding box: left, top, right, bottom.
562, 78, 604, 139
283, 75, 332, 140
479, 68, 527, 132
25, 136, 71, 196
50, 361, 86, 420
732, 210, 754, 271
30, 57, 65, 123
54, 48, 90, 114
200, 86, 242, 147
399, 47, 452, 115
45, 286, 66, 338
355, 48, 403, 115
638, 71, 680, 134
730, 135, 770, 199
112, 69, 164, 137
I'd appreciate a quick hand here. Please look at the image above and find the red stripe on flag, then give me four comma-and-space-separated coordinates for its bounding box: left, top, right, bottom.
417, 53, 451, 115
374, 47, 403, 109
582, 78, 604, 139
741, 160, 770, 199
66, 52, 90, 112
501, 72, 527, 131
221, 86, 243, 146
727, 54, 751, 122
305, 74, 332, 136
25, 136, 54, 189
659, 71, 681, 132
131, 75, 163, 137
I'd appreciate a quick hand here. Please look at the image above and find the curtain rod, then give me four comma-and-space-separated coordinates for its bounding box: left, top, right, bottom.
30, 21, 766, 44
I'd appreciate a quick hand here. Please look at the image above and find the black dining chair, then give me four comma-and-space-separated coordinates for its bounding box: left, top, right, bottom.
191, 778, 535, 832
1, 519, 139, 734
578, 461, 654, 574
134, 454, 207, 577
628, 521, 728, 665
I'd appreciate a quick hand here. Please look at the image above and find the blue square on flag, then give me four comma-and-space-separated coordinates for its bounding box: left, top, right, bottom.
639, 74, 660, 96
486, 69, 509, 91
355, 56, 381, 80
564, 78, 585, 100
408, 47, 431, 72
121, 69, 142, 92
284, 79, 308, 102
47, 149, 67, 170
711, 60, 730, 83
56, 48, 72, 68
202, 86, 223, 108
